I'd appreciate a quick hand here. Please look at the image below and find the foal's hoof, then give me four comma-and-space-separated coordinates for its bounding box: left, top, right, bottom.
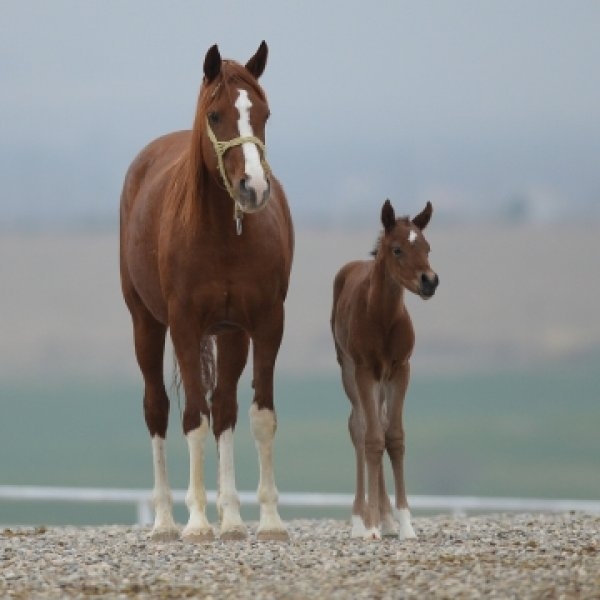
257, 528, 290, 542
182, 527, 215, 543
364, 527, 382, 541
381, 515, 399, 538
220, 527, 248, 541
150, 527, 180, 542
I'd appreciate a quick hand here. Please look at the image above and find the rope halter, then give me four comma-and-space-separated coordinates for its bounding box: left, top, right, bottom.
206, 119, 271, 234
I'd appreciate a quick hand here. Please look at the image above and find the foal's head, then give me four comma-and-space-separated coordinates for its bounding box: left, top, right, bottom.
375, 200, 439, 299
197, 42, 271, 214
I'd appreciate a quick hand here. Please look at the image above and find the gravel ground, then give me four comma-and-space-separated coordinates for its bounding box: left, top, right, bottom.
1, 513, 599, 599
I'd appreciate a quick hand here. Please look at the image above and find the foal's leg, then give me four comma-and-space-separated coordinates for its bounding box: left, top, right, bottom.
378, 464, 398, 537
341, 358, 368, 537
250, 306, 288, 541
129, 299, 178, 540
379, 383, 398, 537
386, 364, 416, 539
170, 315, 214, 542
348, 405, 368, 537
212, 330, 250, 540
354, 366, 384, 540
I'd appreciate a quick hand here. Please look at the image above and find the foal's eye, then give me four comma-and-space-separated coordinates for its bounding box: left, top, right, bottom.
392, 247, 403, 257
208, 111, 220, 124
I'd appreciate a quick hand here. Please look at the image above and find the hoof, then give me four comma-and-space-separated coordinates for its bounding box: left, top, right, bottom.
399, 527, 417, 541
381, 516, 399, 538
395, 508, 417, 540
257, 528, 290, 542
364, 527, 382, 541
220, 527, 247, 541
149, 527, 180, 542
182, 528, 215, 543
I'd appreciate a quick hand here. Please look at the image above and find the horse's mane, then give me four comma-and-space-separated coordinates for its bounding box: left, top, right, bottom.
370, 216, 411, 256
165, 60, 267, 231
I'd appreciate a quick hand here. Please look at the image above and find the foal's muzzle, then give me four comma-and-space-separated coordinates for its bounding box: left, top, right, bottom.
419, 272, 439, 299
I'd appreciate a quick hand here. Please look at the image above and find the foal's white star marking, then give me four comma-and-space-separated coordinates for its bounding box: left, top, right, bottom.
408, 229, 418, 244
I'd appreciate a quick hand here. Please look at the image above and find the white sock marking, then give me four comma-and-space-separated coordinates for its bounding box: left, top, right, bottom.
250, 404, 286, 534
394, 507, 417, 539
351, 515, 368, 538
183, 419, 212, 536
150, 435, 177, 534
235, 89, 269, 203
218, 428, 245, 534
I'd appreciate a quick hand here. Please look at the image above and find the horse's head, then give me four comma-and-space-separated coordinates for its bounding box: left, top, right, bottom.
200, 42, 271, 219
378, 200, 439, 299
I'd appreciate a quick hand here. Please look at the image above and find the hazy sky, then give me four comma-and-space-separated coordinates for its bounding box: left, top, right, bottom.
1, 1, 599, 226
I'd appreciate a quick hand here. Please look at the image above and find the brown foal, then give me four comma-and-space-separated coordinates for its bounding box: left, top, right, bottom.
120, 42, 293, 542
331, 200, 438, 540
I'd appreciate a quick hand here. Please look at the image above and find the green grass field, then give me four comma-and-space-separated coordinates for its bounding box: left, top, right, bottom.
1, 355, 599, 525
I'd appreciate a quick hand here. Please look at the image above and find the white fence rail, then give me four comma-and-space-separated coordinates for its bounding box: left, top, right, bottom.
1, 485, 600, 526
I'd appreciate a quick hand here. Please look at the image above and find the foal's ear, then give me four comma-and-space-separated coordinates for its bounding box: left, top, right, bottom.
381, 199, 396, 233
245, 41, 268, 79
412, 201, 433, 230
204, 44, 222, 83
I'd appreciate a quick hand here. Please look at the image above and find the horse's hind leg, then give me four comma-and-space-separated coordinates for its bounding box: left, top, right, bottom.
211, 329, 250, 540
127, 293, 178, 540
170, 315, 215, 542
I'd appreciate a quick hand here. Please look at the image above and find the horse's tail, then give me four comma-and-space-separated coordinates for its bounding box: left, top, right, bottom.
172, 335, 217, 401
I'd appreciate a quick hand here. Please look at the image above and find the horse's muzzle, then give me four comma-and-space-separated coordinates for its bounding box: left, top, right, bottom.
419, 272, 439, 299
237, 176, 271, 213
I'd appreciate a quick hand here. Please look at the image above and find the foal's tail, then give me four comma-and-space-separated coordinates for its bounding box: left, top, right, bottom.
171, 335, 217, 398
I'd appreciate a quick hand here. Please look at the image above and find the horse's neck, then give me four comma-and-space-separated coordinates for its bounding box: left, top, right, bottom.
194, 168, 238, 235
367, 258, 405, 324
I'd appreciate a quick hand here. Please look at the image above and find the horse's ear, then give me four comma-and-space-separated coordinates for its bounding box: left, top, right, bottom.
381, 199, 396, 233
412, 201, 433, 230
204, 44, 222, 83
245, 41, 268, 79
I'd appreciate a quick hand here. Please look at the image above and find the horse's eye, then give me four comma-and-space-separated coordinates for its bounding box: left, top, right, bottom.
208, 111, 219, 124
392, 247, 403, 257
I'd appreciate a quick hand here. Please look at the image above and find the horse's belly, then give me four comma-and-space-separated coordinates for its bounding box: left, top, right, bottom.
126, 241, 168, 323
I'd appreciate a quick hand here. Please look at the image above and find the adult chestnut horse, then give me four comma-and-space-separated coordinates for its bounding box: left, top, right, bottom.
331, 200, 438, 540
120, 42, 293, 542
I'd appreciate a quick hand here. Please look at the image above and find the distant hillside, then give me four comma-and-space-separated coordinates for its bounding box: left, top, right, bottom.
1, 223, 599, 380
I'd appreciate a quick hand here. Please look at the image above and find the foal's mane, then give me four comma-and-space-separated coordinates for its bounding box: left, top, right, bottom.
370, 216, 411, 256
166, 60, 267, 230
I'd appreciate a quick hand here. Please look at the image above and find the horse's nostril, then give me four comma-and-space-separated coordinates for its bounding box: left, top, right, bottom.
421, 273, 439, 289
240, 178, 248, 191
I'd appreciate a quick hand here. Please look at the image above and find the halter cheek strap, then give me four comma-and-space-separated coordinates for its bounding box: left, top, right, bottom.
206, 120, 271, 232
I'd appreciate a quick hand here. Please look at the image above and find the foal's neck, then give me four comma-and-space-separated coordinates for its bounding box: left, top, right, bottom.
367, 256, 405, 323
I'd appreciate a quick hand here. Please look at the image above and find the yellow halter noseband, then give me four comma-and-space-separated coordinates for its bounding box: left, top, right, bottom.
206, 119, 271, 233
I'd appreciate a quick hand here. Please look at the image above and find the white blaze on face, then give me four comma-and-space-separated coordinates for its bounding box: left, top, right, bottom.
235, 89, 269, 202
408, 229, 418, 245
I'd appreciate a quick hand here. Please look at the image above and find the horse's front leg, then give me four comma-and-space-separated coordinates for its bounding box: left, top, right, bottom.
212, 329, 250, 540
354, 366, 384, 540
250, 304, 289, 541
170, 314, 214, 542
385, 364, 417, 540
